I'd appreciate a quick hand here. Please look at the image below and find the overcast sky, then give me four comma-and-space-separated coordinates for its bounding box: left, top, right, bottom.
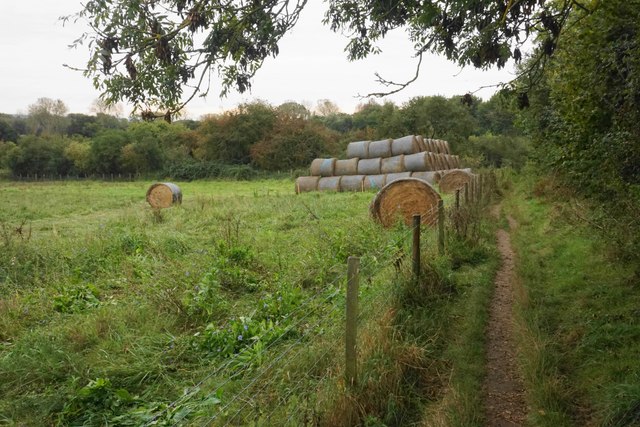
0, 1, 517, 119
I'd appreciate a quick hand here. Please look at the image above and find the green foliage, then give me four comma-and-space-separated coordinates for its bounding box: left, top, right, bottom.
519, 0, 640, 260
52, 284, 101, 314
8, 135, 73, 176
250, 116, 338, 170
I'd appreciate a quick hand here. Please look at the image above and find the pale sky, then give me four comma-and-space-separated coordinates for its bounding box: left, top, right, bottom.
0, 1, 517, 119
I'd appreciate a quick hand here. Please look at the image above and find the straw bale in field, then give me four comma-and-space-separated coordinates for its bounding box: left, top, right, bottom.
310, 158, 337, 177
340, 175, 366, 192
368, 139, 392, 158
410, 171, 441, 185
381, 155, 405, 174
358, 158, 382, 175
346, 140, 370, 159
391, 135, 420, 156
385, 171, 412, 184
335, 158, 359, 176
404, 152, 430, 172
370, 178, 441, 228
295, 176, 321, 193
318, 176, 342, 192
439, 169, 474, 193
363, 174, 386, 190
146, 183, 182, 208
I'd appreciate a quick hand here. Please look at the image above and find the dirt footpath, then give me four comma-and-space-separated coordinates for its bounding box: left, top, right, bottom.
483, 209, 527, 426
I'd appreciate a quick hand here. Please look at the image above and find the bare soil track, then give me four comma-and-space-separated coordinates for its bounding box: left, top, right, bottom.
483, 208, 527, 426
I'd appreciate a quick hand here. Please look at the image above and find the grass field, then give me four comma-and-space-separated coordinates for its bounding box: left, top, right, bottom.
0, 178, 504, 426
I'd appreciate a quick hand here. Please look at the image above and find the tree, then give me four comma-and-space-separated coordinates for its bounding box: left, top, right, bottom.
69, 0, 591, 118
27, 98, 68, 136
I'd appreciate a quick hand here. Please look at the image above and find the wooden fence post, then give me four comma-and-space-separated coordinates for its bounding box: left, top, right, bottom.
346, 256, 360, 388
412, 215, 421, 284
438, 200, 445, 255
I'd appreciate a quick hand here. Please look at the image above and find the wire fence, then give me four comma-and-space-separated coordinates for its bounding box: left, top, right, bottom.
145, 171, 498, 426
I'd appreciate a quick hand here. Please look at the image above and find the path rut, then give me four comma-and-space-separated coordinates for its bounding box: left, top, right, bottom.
483, 209, 527, 426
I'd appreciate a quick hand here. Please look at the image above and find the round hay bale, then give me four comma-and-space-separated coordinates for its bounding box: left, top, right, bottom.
441, 140, 451, 154
453, 155, 462, 168
368, 139, 392, 158
346, 140, 370, 159
385, 171, 412, 184
416, 135, 428, 152
410, 171, 439, 186
146, 182, 182, 208
381, 155, 405, 174
310, 158, 337, 177
370, 178, 442, 228
442, 154, 452, 170
295, 176, 321, 194
433, 140, 442, 154
427, 152, 437, 171
335, 158, 359, 176
358, 157, 382, 175
404, 152, 429, 172
340, 175, 366, 192
439, 169, 474, 194
391, 135, 420, 156
318, 176, 342, 192
364, 174, 386, 190
425, 139, 436, 152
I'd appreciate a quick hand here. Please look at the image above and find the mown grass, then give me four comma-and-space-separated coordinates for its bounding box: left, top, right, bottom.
504, 175, 640, 426
0, 177, 503, 426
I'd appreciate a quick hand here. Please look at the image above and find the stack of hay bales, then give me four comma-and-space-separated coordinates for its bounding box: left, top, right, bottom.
296, 135, 466, 193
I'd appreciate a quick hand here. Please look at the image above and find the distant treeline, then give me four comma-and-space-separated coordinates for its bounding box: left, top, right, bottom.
0, 95, 529, 180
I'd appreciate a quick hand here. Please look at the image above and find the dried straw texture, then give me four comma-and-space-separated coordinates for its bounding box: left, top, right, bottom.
441, 140, 451, 154
357, 158, 382, 175
335, 158, 359, 176
346, 140, 370, 159
370, 178, 442, 228
427, 153, 437, 171
410, 171, 440, 185
425, 139, 435, 152
295, 176, 321, 194
416, 135, 427, 152
404, 152, 430, 172
318, 176, 342, 192
391, 135, 420, 156
340, 175, 366, 192
310, 158, 337, 177
381, 155, 405, 174
146, 183, 182, 208
439, 169, 474, 193
385, 171, 412, 184
364, 174, 387, 190
368, 139, 392, 158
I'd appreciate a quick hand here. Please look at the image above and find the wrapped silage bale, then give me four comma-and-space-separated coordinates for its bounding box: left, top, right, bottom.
318, 176, 342, 192
340, 175, 366, 192
364, 174, 386, 190
335, 158, 359, 176
358, 157, 382, 175
381, 155, 405, 174
391, 135, 420, 156
368, 139, 392, 158
295, 176, 321, 194
310, 158, 337, 177
346, 140, 370, 159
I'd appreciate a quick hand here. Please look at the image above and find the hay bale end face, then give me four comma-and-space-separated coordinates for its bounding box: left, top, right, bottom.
439, 169, 474, 193
146, 182, 182, 208
370, 178, 441, 228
